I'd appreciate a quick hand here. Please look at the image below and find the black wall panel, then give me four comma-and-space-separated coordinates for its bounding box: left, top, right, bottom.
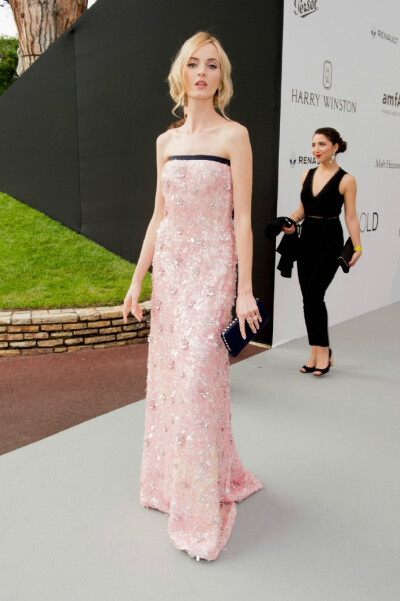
0, 30, 81, 229
0, 0, 283, 343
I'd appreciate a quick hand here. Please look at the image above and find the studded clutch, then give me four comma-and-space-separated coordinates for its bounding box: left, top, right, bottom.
221, 299, 269, 357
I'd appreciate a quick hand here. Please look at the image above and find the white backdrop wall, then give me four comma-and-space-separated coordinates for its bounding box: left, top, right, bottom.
274, 0, 400, 346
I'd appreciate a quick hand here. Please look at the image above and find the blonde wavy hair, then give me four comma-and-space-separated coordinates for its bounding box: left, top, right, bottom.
168, 31, 233, 119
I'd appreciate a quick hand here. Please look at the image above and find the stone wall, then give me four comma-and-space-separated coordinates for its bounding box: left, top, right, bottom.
0, 302, 151, 357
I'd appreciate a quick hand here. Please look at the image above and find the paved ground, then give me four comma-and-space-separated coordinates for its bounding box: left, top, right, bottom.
0, 342, 266, 455
1, 303, 399, 601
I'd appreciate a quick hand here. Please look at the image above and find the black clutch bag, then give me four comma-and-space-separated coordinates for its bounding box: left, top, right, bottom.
338, 237, 353, 273
221, 299, 270, 357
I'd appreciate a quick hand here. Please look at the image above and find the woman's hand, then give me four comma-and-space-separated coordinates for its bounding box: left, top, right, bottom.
348, 249, 362, 267
236, 293, 262, 339
282, 224, 296, 235
123, 281, 143, 323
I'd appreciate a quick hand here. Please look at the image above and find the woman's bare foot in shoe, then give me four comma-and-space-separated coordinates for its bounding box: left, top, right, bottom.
300, 346, 317, 373
313, 347, 331, 376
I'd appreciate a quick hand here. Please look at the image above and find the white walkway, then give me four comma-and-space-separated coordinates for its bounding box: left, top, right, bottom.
1, 303, 399, 601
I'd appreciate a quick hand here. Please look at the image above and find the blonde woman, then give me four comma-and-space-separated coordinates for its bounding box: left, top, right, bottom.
123, 32, 262, 561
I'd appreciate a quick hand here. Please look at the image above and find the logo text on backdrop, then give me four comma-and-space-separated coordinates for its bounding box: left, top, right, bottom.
371, 26, 398, 44
291, 61, 357, 113
376, 159, 400, 169
381, 92, 400, 117
358, 213, 379, 233
323, 61, 332, 89
294, 0, 318, 18
289, 151, 319, 167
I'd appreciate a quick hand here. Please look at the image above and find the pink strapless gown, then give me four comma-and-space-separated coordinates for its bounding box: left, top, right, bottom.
140, 155, 262, 561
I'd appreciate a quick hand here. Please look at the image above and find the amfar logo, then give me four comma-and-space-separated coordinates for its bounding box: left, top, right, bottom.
294, 0, 318, 18
381, 92, 400, 117
323, 61, 332, 89
382, 92, 400, 107
371, 26, 398, 44
289, 151, 319, 167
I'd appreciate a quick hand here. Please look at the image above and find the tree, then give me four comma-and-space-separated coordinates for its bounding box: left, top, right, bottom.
2, 0, 87, 75
0, 36, 18, 94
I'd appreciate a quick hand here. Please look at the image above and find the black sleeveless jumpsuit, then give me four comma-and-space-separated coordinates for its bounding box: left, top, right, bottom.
298, 167, 347, 347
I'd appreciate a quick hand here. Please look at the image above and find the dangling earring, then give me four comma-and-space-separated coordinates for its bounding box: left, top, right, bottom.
217, 89, 221, 103
329, 153, 336, 164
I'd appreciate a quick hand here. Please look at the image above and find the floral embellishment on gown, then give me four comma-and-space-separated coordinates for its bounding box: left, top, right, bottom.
140, 157, 262, 561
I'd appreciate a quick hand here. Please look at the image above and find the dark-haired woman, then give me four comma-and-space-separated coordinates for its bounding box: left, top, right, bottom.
283, 127, 362, 375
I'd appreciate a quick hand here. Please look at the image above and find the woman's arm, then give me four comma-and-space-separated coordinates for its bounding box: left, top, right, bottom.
123, 135, 167, 322
227, 124, 261, 338
342, 174, 362, 267
283, 202, 305, 234
289, 203, 305, 224
282, 170, 308, 234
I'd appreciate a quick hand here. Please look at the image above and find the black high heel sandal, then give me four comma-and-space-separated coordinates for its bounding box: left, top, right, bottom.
313, 348, 333, 377
300, 364, 315, 373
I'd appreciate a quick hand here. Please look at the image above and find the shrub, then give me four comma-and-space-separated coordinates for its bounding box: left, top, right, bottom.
0, 35, 18, 95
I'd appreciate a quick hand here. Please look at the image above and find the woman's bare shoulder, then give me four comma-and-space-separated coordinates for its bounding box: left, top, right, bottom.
342, 172, 356, 184
341, 172, 357, 193
156, 128, 174, 146
301, 169, 309, 185
156, 129, 176, 159
222, 120, 249, 140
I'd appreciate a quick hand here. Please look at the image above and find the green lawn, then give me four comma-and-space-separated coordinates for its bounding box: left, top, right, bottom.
0, 192, 152, 310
